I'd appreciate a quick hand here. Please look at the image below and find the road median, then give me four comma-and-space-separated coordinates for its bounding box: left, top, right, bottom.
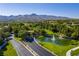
19, 41, 39, 56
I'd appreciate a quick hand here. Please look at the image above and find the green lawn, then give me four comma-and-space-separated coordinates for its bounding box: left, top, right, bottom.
71, 49, 79, 56
0, 42, 17, 56
45, 29, 54, 35
37, 36, 45, 41
55, 38, 79, 46
14, 37, 22, 41
40, 42, 75, 56
37, 32, 79, 56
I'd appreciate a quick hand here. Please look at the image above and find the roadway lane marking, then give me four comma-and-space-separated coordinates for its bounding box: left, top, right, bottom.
34, 38, 57, 56
19, 41, 39, 56
10, 40, 21, 56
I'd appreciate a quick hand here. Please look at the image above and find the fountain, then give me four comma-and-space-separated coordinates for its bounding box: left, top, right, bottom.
51, 35, 56, 43
44, 35, 57, 43
44, 35, 61, 45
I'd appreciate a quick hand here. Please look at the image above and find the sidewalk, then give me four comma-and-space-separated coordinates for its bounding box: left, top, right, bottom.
66, 46, 79, 56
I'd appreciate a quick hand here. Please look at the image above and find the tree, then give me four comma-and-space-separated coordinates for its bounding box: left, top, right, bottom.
41, 29, 47, 36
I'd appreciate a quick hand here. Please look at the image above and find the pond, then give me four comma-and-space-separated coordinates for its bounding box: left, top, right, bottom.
44, 35, 57, 43
43, 35, 64, 45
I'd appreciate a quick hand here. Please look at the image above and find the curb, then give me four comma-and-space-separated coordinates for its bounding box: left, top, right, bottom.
34, 38, 57, 56
19, 41, 39, 56
10, 40, 20, 56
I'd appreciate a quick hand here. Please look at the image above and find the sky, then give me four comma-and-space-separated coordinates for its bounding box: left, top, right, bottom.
0, 3, 79, 18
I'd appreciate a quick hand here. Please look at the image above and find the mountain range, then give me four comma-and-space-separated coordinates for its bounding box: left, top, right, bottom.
0, 14, 70, 22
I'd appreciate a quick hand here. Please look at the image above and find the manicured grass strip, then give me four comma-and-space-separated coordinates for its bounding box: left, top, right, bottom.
3, 42, 17, 56
40, 42, 75, 56
71, 49, 79, 56
37, 36, 45, 41
45, 29, 54, 35
14, 37, 22, 41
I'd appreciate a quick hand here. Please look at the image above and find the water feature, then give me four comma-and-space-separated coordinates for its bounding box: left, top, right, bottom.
45, 37, 49, 42
44, 35, 56, 43
50, 35, 64, 45
44, 35, 64, 45
51, 35, 56, 43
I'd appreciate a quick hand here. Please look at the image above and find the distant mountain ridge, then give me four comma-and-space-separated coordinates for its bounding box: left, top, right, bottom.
0, 13, 70, 21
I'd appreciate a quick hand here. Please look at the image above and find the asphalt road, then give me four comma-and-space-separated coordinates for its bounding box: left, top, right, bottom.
9, 34, 54, 56
9, 34, 33, 56
23, 40, 54, 56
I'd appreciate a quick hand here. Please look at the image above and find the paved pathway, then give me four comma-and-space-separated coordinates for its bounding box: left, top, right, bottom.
66, 46, 79, 56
